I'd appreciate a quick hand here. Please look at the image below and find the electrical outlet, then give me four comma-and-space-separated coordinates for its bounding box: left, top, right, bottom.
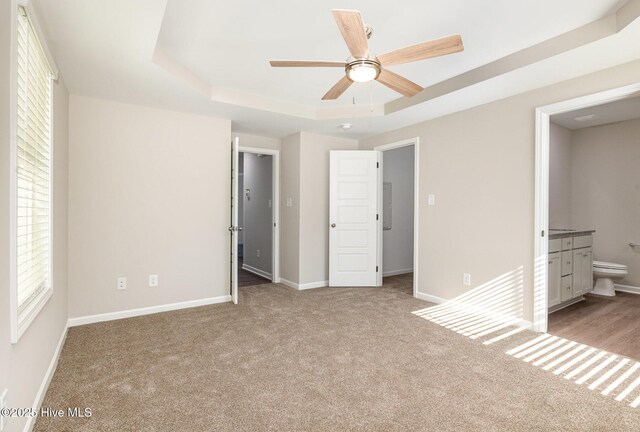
463, 273, 471, 286
117, 277, 127, 290
149, 274, 158, 287
428, 194, 435, 206
268, 199, 272, 208
286, 197, 293, 207
256, 249, 260, 258
1, 388, 8, 431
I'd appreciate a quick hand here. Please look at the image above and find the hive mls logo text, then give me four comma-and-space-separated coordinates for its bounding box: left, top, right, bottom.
68, 407, 92, 417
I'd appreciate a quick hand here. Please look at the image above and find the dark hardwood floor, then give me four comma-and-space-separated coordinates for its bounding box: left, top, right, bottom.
238, 257, 271, 288
548, 292, 640, 361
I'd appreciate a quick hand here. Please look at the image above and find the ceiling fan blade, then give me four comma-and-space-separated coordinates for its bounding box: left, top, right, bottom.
378, 35, 464, 66
322, 76, 352, 100
377, 69, 422, 97
332, 9, 369, 59
270, 60, 346, 68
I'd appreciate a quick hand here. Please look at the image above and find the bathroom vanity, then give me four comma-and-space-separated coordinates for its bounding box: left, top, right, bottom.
548, 230, 595, 311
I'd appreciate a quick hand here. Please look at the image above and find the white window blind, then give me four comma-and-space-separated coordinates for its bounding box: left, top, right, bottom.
15, 5, 53, 313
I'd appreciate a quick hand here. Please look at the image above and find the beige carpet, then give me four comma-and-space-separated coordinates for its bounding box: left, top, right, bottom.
35, 275, 640, 431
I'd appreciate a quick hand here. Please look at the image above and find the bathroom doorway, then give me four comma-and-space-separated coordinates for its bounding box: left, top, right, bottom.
535, 83, 640, 360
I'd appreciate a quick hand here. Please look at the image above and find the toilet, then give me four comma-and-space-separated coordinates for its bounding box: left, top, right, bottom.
592, 261, 628, 296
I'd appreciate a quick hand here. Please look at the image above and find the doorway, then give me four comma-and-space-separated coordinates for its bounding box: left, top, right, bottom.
230, 143, 280, 303
327, 139, 419, 295
379, 143, 416, 296
238, 151, 273, 288
374, 137, 420, 297
533, 83, 640, 333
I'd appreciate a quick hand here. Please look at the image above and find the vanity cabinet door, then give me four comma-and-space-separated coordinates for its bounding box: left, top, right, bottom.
561, 275, 573, 302
572, 249, 584, 297
572, 247, 593, 297
561, 251, 573, 276
581, 248, 593, 294
548, 252, 561, 308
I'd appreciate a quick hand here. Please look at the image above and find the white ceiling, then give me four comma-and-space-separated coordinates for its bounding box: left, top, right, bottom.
157, 0, 626, 107
552, 95, 640, 129
32, 0, 640, 138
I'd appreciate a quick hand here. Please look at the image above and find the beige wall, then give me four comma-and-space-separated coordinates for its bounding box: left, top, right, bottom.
280, 133, 301, 283
68, 96, 231, 318
0, 2, 70, 429
360, 59, 640, 322
549, 123, 573, 228
279, 132, 358, 285
571, 118, 640, 286
298, 132, 359, 284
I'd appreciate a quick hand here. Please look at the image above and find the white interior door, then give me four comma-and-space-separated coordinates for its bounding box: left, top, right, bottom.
329, 151, 380, 287
230, 137, 239, 304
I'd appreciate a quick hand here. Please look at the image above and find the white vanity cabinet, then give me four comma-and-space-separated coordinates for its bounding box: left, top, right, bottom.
548, 233, 593, 310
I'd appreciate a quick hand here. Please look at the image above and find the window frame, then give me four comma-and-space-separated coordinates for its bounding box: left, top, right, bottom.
10, 0, 58, 343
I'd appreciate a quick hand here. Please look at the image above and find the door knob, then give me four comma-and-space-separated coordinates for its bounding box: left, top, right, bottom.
331, 223, 336, 228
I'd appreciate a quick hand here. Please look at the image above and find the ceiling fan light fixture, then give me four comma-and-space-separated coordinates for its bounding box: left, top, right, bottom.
346, 60, 380, 83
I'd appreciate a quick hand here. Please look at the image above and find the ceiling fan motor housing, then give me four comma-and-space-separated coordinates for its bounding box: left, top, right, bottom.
345, 56, 381, 83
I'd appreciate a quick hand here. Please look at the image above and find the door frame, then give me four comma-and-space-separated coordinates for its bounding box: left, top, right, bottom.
238, 146, 281, 284
533, 83, 640, 332
374, 138, 420, 298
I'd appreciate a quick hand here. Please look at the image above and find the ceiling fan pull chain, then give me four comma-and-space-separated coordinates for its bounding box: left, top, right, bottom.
369, 81, 374, 112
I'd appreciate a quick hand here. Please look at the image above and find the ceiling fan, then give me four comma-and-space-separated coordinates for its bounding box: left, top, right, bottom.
270, 9, 464, 100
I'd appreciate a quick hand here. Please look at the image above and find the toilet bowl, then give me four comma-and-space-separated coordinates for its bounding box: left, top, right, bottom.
592, 261, 628, 296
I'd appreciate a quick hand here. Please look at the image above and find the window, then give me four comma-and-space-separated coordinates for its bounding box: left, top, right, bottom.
11, 5, 54, 342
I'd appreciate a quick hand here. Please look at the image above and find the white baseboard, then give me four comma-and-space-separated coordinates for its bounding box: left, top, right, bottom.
382, 268, 413, 277
515, 319, 534, 330
614, 284, 640, 295
279, 278, 328, 290
414, 291, 533, 330
549, 296, 584, 314
298, 280, 328, 290
67, 295, 232, 327
242, 263, 272, 280
415, 291, 447, 304
279, 278, 298, 289
24, 325, 68, 432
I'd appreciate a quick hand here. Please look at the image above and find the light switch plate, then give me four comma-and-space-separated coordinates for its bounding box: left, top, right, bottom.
149, 274, 158, 287
463, 273, 471, 286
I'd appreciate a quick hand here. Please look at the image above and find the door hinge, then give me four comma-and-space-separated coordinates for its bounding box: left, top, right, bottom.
376, 266, 379, 272
376, 162, 379, 168
376, 214, 379, 220
541, 230, 545, 237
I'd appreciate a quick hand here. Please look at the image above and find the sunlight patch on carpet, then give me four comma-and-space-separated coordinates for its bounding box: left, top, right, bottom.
413, 301, 640, 409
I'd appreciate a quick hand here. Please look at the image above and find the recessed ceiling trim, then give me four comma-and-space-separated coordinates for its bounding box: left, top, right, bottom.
152, 2, 640, 122
386, 12, 626, 114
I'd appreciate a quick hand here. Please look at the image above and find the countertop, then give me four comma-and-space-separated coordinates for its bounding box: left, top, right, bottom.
549, 229, 596, 239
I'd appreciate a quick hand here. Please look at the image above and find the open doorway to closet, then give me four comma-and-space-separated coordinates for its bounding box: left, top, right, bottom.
377, 139, 418, 296
237, 149, 277, 288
